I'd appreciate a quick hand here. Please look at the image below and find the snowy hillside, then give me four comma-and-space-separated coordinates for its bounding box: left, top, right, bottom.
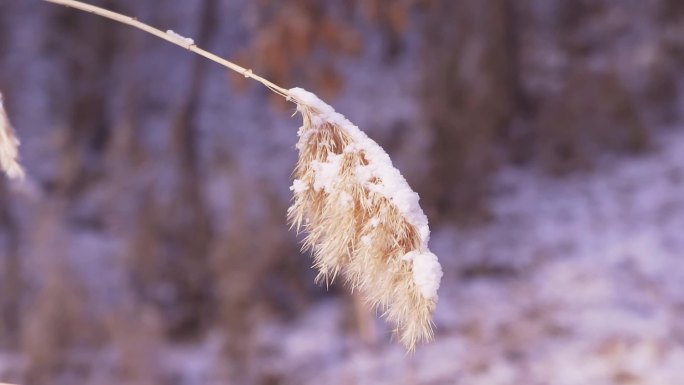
249, 129, 684, 385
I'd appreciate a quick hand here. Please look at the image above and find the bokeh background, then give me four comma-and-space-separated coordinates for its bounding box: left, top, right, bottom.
2, 0, 684, 384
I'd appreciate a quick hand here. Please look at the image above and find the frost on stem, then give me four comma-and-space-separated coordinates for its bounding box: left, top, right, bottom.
0, 92, 24, 179
166, 29, 195, 46
287, 87, 443, 350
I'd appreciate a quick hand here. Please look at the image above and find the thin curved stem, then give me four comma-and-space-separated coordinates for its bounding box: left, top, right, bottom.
41, 0, 294, 101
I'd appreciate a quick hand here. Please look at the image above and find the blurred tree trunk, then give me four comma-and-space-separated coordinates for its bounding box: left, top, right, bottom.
421, 0, 520, 225
0, 4, 22, 349
123, 0, 217, 337
50, 3, 121, 198
160, 0, 216, 336
0, 180, 20, 348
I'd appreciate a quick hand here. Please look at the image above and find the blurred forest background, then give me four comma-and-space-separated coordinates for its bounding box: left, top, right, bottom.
2, 0, 684, 384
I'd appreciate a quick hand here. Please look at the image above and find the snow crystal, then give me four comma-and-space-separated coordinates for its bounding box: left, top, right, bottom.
296, 127, 318, 150
344, 143, 362, 153
339, 191, 353, 207
369, 217, 381, 228
402, 251, 443, 298
290, 179, 309, 194
354, 164, 374, 186
290, 87, 442, 299
311, 153, 342, 193
166, 30, 195, 46
360, 234, 373, 245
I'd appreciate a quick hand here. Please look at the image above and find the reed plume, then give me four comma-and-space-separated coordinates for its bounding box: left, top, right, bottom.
288, 88, 443, 350
0, 92, 24, 179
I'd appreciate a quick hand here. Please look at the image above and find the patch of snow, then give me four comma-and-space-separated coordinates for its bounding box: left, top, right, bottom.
166, 30, 195, 46
290, 178, 309, 194
311, 153, 342, 193
402, 251, 443, 299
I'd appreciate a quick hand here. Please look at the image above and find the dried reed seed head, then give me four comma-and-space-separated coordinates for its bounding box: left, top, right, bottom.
0, 92, 25, 179
287, 88, 443, 350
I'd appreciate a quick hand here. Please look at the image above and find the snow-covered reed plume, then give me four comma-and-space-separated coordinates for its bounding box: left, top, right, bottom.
0, 92, 24, 179
288, 88, 443, 350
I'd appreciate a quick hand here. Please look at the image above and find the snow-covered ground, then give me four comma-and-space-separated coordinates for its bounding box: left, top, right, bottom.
250, 129, 684, 385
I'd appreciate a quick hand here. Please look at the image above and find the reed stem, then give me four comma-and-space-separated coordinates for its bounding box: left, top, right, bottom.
41, 0, 293, 100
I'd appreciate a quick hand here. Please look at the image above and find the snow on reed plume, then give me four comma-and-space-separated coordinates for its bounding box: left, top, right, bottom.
0, 92, 24, 179
287, 88, 443, 350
